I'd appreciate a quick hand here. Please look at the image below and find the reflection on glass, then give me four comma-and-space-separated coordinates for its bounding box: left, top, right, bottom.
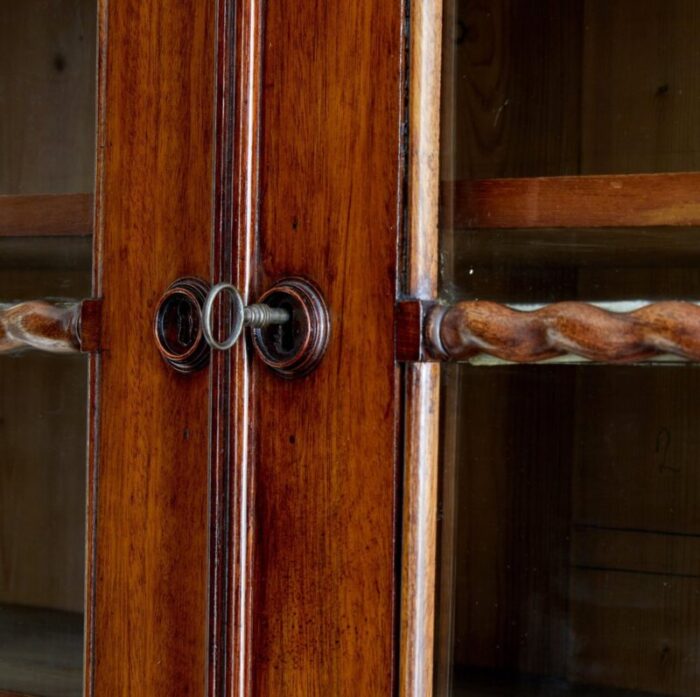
437, 1, 700, 697
0, 2, 96, 696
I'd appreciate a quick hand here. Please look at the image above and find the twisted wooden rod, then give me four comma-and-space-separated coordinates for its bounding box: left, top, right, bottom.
0, 300, 82, 354
426, 301, 700, 363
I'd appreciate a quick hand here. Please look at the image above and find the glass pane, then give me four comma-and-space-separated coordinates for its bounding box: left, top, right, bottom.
444, 0, 700, 179
0, 3, 96, 696
436, 2, 700, 697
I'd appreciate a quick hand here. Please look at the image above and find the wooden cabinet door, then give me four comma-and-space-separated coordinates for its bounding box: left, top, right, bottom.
0, 0, 426, 695
1, 2, 217, 695
208, 1, 407, 695
93, 0, 407, 695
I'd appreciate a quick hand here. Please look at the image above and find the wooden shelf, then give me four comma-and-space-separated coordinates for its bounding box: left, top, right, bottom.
0, 604, 82, 697
0, 194, 93, 237
444, 173, 700, 229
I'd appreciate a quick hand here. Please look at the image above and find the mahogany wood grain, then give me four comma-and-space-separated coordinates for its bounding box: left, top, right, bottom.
251, 0, 405, 693
91, 1, 216, 695
396, 300, 433, 363
78, 298, 102, 354
400, 1, 443, 696
447, 173, 700, 229
0, 193, 93, 237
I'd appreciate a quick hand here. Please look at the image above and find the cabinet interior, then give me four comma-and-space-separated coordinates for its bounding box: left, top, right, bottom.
0, 2, 95, 696
439, 2, 700, 697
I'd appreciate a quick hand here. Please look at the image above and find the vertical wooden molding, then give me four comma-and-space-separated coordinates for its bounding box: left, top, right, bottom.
229, 0, 262, 693
406, 0, 442, 300
208, 1, 235, 695
208, 0, 262, 695
400, 0, 443, 696
401, 362, 441, 697
84, 0, 109, 693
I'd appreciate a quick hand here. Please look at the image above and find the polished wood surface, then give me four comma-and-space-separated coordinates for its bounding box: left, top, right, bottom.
407, 0, 442, 299
91, 1, 216, 694
400, 0, 443, 695
396, 300, 432, 363
429, 300, 700, 363
400, 363, 440, 697
251, 0, 405, 693
78, 298, 102, 354
0, 194, 93, 237
447, 174, 700, 230
206, 0, 261, 694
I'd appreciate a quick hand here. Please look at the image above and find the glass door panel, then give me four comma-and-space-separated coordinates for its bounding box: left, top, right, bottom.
445, 0, 700, 179
437, 2, 700, 697
0, 3, 96, 696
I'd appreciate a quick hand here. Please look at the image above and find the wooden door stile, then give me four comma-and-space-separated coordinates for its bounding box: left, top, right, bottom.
249, 0, 406, 694
399, 1, 443, 696
91, 1, 217, 694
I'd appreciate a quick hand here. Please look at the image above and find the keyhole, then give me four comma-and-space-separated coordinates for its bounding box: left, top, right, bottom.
277, 302, 295, 353
154, 278, 210, 373
176, 299, 195, 346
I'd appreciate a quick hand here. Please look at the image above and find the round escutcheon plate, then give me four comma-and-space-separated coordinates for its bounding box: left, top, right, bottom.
153, 277, 210, 373
250, 277, 330, 378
